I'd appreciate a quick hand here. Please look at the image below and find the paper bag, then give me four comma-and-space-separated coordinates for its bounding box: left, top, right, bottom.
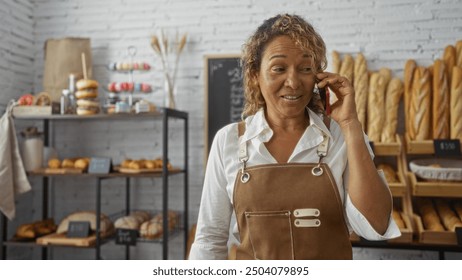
43, 37, 93, 102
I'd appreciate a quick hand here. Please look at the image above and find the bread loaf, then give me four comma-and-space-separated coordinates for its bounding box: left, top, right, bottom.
454, 201, 462, 221
450, 66, 462, 140
379, 68, 392, 88
377, 163, 398, 183
404, 60, 417, 134
432, 59, 450, 139
456, 40, 462, 67
140, 219, 163, 239
381, 78, 403, 143
435, 199, 462, 231
409, 66, 431, 140
392, 209, 406, 229
354, 53, 368, 130
367, 72, 386, 142
114, 216, 140, 230
57, 211, 114, 237
15, 219, 57, 239
130, 210, 151, 223
331, 50, 341, 74
443, 45, 456, 87
418, 199, 444, 231
339, 54, 354, 85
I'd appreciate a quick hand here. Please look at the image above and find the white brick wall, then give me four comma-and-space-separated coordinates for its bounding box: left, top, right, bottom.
2, 0, 462, 259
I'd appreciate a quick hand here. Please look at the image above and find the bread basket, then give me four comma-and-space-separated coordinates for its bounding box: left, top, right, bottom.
409, 158, 462, 181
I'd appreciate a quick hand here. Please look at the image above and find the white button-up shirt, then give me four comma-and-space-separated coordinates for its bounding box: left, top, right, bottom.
189, 108, 401, 260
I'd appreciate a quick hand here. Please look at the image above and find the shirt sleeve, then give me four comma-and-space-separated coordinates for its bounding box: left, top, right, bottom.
189, 127, 233, 260
343, 135, 401, 240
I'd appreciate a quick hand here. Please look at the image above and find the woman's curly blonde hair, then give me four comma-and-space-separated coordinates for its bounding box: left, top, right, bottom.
241, 14, 327, 117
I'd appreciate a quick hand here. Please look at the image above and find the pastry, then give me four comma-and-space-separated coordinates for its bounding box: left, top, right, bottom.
15, 219, 57, 239
62, 158, 75, 169
404, 60, 417, 134
353, 53, 368, 130
443, 45, 456, 87
331, 50, 341, 74
76, 99, 100, 116
74, 158, 90, 170
450, 66, 462, 141
367, 72, 386, 142
456, 40, 462, 67
432, 59, 450, 139
381, 78, 403, 143
409, 66, 431, 140
339, 54, 354, 85
48, 158, 61, 169
377, 164, 398, 183
418, 199, 444, 231
435, 199, 462, 231
114, 216, 140, 230
57, 211, 114, 237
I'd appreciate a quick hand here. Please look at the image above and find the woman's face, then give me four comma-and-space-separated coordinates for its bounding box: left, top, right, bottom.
257, 35, 316, 120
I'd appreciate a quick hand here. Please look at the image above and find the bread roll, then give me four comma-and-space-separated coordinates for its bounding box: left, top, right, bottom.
57, 211, 114, 237
404, 60, 417, 134
392, 209, 406, 229
16, 219, 57, 238
140, 219, 163, 239
450, 66, 462, 141
456, 40, 462, 67
48, 158, 61, 169
377, 163, 398, 183
354, 53, 368, 130
443, 45, 456, 87
114, 216, 140, 230
331, 50, 341, 74
409, 66, 431, 140
339, 54, 354, 85
62, 158, 75, 169
435, 199, 462, 231
381, 78, 403, 143
432, 59, 450, 139
74, 158, 90, 170
418, 199, 444, 231
367, 72, 386, 142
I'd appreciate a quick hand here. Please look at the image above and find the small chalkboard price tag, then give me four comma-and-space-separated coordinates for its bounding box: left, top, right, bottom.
88, 157, 112, 174
433, 140, 461, 157
115, 229, 138, 246
455, 227, 462, 246
66, 221, 91, 238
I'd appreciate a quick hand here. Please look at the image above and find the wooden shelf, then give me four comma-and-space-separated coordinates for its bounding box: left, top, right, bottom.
27, 168, 184, 178
405, 134, 434, 154
414, 214, 459, 245
371, 134, 402, 156
408, 172, 462, 198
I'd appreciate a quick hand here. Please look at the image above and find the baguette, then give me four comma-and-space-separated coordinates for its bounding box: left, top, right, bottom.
353, 53, 368, 130
339, 54, 354, 85
435, 199, 462, 232
409, 66, 431, 140
392, 209, 406, 229
450, 66, 462, 140
404, 60, 417, 134
418, 199, 445, 232
367, 72, 386, 142
381, 78, 403, 143
456, 40, 462, 67
379, 67, 392, 88
331, 50, 341, 74
443, 45, 456, 87
432, 59, 450, 139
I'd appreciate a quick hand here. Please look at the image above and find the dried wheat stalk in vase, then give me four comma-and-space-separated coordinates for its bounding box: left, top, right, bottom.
381, 78, 403, 143
353, 53, 368, 130
409, 66, 431, 140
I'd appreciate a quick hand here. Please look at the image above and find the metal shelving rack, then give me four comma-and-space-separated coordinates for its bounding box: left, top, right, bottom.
0, 108, 188, 260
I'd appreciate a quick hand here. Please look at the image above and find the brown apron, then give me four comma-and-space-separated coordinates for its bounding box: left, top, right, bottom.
232, 121, 352, 260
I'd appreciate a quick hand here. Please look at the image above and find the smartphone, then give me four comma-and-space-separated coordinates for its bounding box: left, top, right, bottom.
317, 84, 330, 115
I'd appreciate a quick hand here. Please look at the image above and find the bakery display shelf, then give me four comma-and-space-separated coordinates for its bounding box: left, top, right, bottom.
4, 235, 113, 248
27, 168, 185, 178
371, 134, 402, 156
413, 214, 460, 246
408, 172, 462, 198
404, 134, 435, 155
389, 170, 408, 197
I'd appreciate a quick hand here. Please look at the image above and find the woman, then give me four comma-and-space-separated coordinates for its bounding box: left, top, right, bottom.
190, 14, 400, 260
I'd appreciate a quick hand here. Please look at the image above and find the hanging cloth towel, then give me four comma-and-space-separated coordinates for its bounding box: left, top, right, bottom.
0, 100, 32, 220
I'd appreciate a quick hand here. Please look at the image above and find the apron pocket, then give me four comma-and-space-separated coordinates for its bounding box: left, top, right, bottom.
245, 210, 293, 260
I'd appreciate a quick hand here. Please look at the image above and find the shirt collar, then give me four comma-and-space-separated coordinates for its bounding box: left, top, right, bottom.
240, 108, 333, 147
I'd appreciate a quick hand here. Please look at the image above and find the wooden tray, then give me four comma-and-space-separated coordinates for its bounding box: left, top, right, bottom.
36, 233, 96, 247
372, 134, 402, 156
413, 214, 458, 245
404, 134, 434, 154
408, 172, 462, 198
117, 166, 180, 174
42, 168, 84, 174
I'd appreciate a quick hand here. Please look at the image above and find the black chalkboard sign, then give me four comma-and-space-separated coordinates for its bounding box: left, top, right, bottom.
204, 54, 244, 156
115, 229, 138, 246
88, 157, 112, 174
66, 221, 91, 238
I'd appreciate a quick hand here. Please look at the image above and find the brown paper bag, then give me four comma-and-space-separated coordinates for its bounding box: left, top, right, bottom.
43, 37, 93, 102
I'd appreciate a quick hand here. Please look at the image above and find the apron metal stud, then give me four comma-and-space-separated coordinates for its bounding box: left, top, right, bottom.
311, 166, 323, 176
295, 221, 300, 225
241, 172, 250, 183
